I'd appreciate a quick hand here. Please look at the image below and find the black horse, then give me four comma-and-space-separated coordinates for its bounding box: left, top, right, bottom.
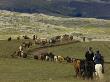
8, 37, 12, 41
80, 60, 94, 80
65, 56, 72, 63
48, 52, 55, 61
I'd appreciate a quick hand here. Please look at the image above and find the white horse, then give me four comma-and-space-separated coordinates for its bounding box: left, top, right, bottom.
95, 64, 104, 80
19, 45, 23, 51
54, 56, 58, 62
46, 55, 49, 61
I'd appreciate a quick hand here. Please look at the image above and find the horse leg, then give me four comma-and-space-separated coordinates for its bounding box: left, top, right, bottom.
76, 69, 80, 78
75, 70, 78, 78
78, 68, 81, 78
102, 64, 104, 74
74, 69, 78, 77
90, 72, 93, 80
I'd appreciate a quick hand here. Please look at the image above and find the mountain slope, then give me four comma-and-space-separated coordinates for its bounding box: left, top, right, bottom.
0, 0, 110, 19
0, 10, 110, 40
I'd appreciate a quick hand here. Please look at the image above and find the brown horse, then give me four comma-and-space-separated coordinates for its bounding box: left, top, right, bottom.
62, 34, 70, 41
33, 49, 48, 60
69, 35, 73, 41
57, 56, 65, 63
73, 59, 81, 78
22, 41, 32, 48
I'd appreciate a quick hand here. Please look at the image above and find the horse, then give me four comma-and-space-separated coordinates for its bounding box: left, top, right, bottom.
65, 56, 72, 63
62, 34, 70, 41
58, 56, 65, 63
48, 52, 54, 61
45, 52, 55, 61
54, 55, 58, 62
55, 35, 61, 42
34, 53, 45, 60
35, 38, 48, 47
23, 35, 30, 39
33, 35, 37, 40
34, 55, 39, 59
79, 59, 86, 79
40, 54, 46, 61
33, 49, 48, 61
35, 38, 41, 45
74, 59, 94, 80
8, 37, 12, 41
17, 36, 20, 40
69, 35, 73, 41
84, 60, 94, 80
22, 41, 32, 48
11, 50, 27, 58
95, 64, 104, 80
45, 54, 50, 61
48, 37, 57, 45
73, 59, 81, 78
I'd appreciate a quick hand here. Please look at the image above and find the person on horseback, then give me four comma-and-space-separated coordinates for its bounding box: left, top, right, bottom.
94, 51, 102, 64
19, 45, 23, 52
94, 50, 104, 73
85, 47, 94, 62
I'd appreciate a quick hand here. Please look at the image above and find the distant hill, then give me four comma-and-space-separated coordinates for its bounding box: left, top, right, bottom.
0, 10, 110, 40
0, 0, 110, 19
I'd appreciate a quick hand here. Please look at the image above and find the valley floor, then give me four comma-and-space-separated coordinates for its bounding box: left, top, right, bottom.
0, 40, 109, 82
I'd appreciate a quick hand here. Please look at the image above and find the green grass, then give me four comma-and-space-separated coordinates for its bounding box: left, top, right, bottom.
0, 40, 109, 82
48, 41, 110, 61
0, 59, 73, 81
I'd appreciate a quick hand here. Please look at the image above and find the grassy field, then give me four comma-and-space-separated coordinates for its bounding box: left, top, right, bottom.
0, 40, 110, 82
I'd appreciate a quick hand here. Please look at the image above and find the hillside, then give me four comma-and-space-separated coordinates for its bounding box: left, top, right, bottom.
0, 0, 110, 19
0, 10, 110, 40
0, 10, 75, 39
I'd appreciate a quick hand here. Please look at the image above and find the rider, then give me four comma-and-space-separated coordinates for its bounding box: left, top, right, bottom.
19, 45, 23, 52
85, 47, 95, 73
85, 47, 94, 62
94, 51, 102, 64
94, 50, 104, 73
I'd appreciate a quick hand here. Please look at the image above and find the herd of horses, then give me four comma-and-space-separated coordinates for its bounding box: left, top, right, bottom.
12, 48, 103, 81
9, 34, 103, 81
32, 49, 104, 80
10, 34, 80, 59
32, 49, 97, 81
33, 49, 73, 63
8, 34, 88, 46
